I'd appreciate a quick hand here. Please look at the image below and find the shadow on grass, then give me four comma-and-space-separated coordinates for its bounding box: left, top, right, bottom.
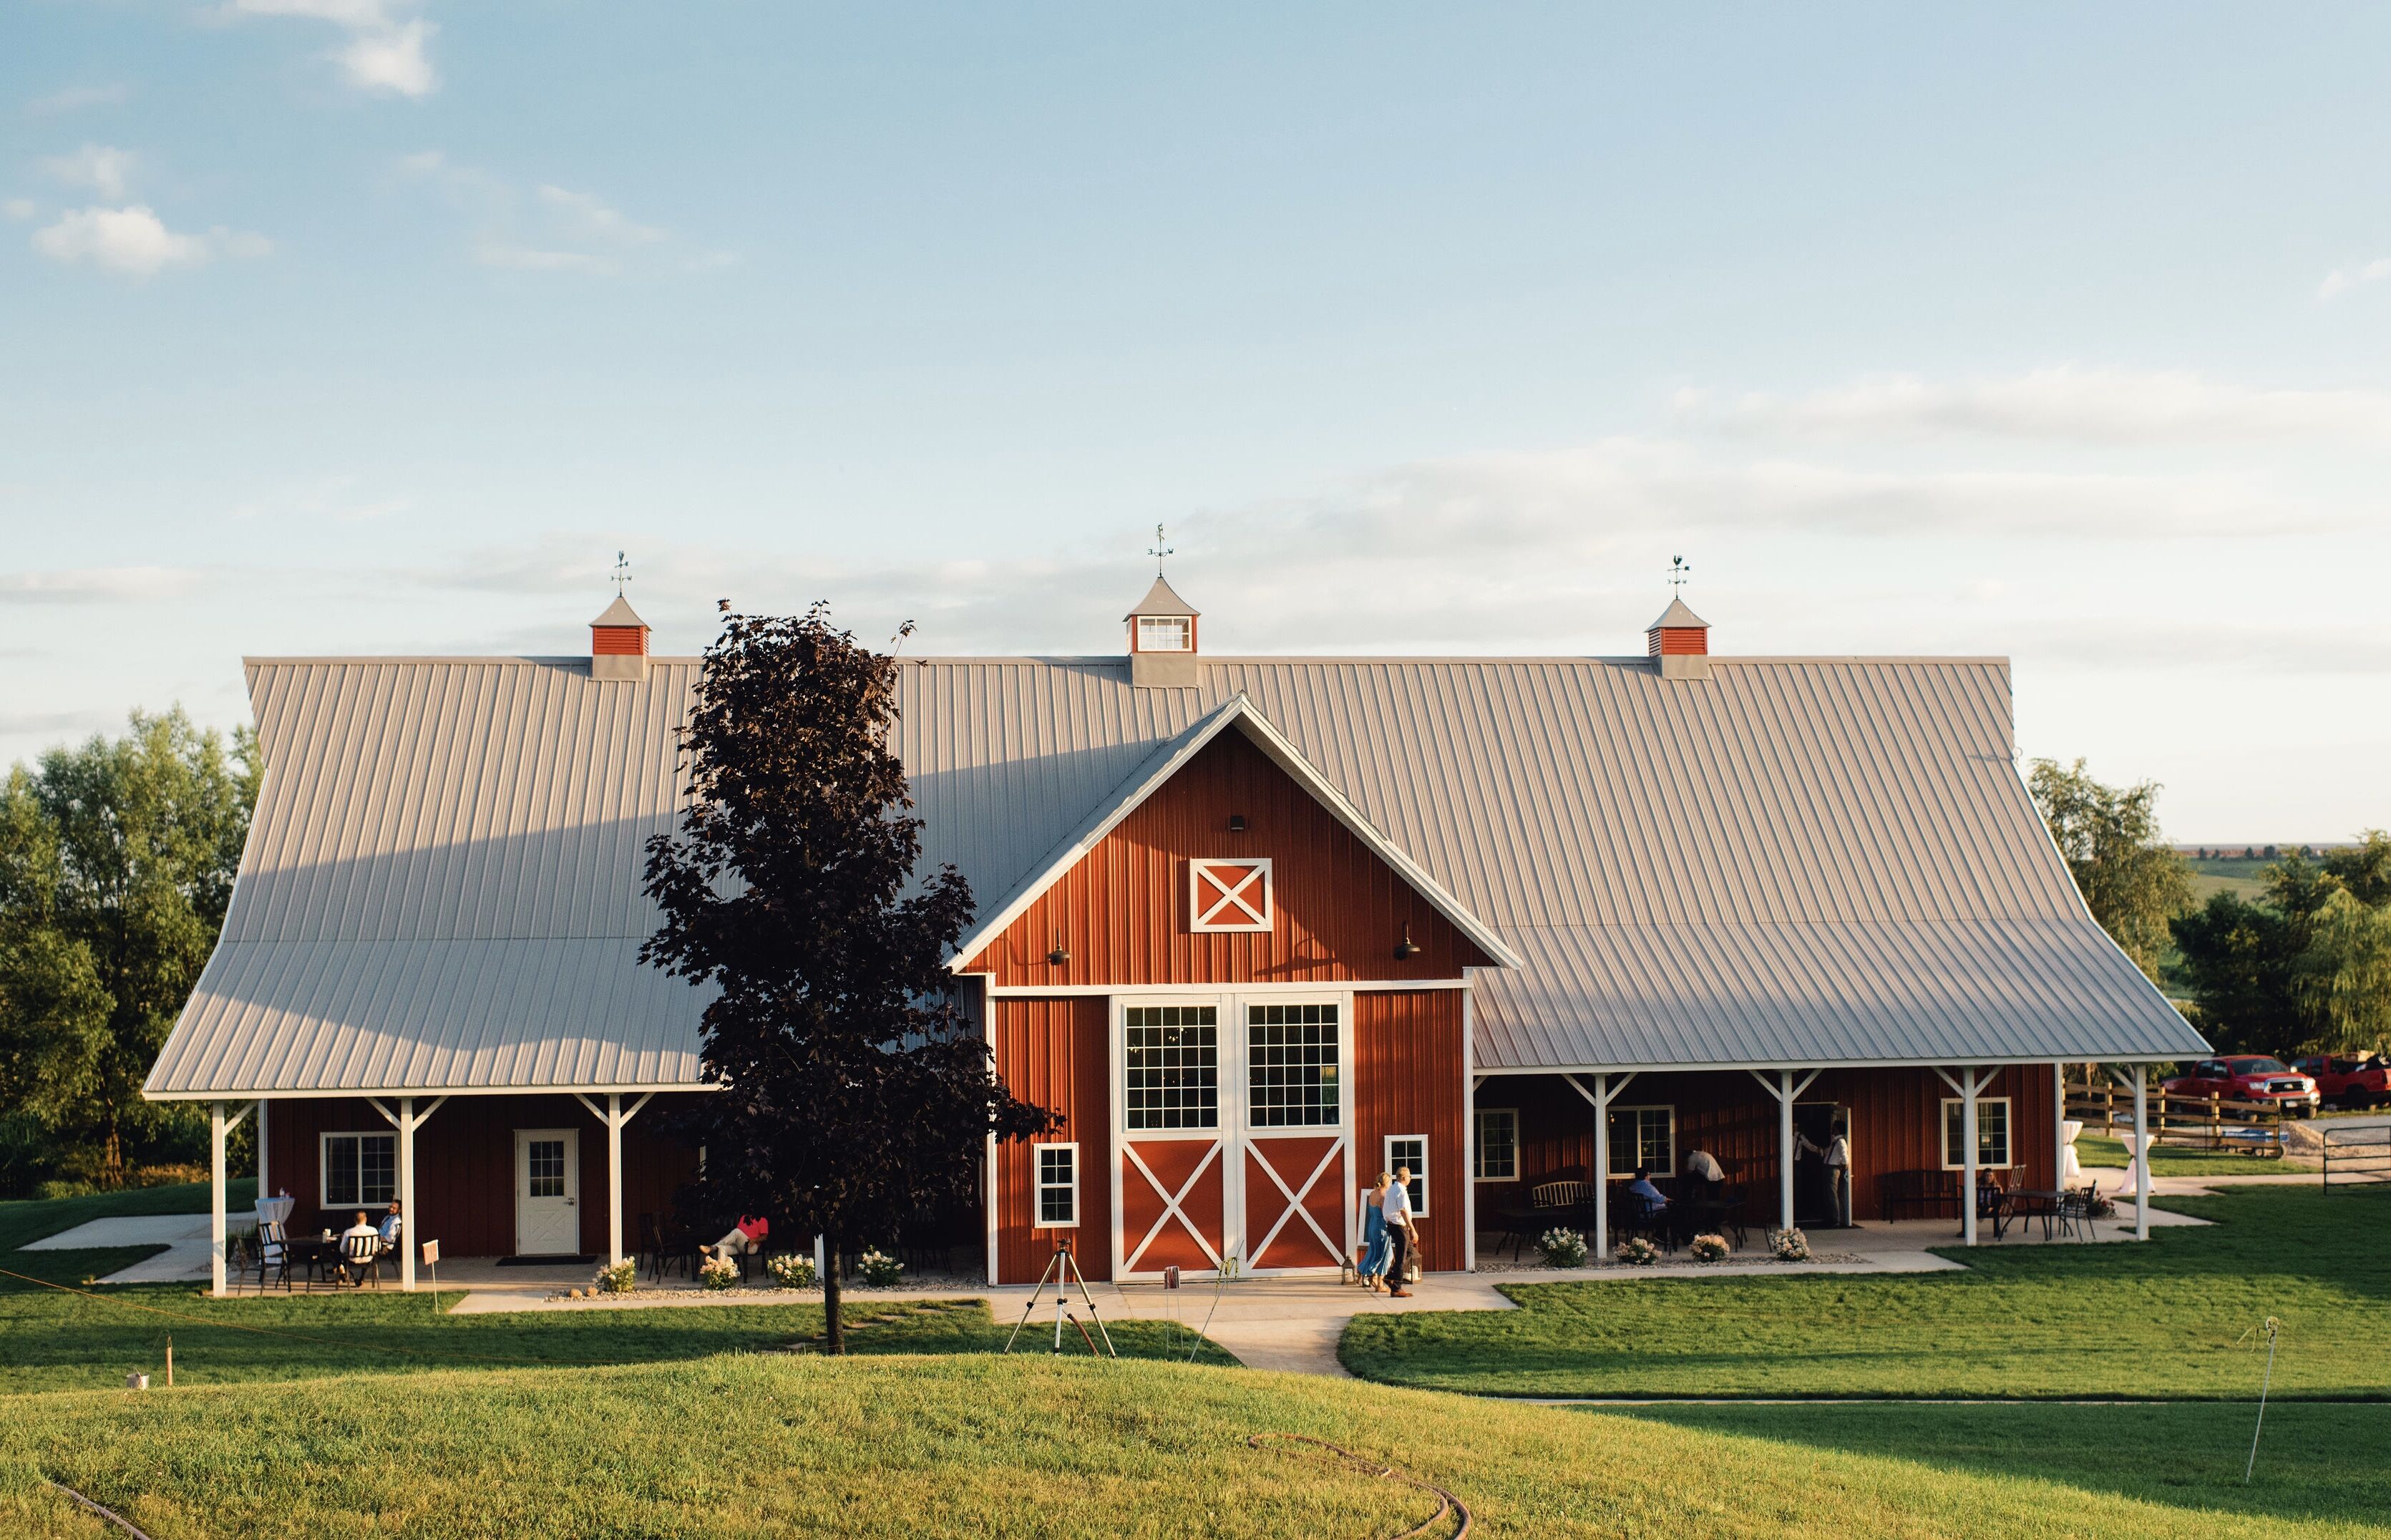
1594, 1400, 2391, 1531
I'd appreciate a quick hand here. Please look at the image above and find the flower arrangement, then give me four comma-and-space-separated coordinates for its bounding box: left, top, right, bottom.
1615, 1236, 1661, 1266
858, 1247, 904, 1287
592, 1258, 638, 1295
1768, 1227, 1811, 1262
1688, 1232, 1730, 1264
1537, 1227, 1589, 1267
697, 1254, 741, 1291
765, 1252, 817, 1289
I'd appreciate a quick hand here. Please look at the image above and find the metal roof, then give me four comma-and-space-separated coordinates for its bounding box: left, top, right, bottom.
1647, 596, 1709, 630
147, 648, 2205, 1098
1124, 576, 1199, 618
590, 595, 647, 628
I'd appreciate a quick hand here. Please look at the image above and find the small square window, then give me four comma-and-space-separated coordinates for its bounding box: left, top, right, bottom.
1606, 1106, 1675, 1177
1137, 616, 1192, 653
320, 1131, 396, 1209
1941, 1098, 2013, 1169
1473, 1108, 1518, 1181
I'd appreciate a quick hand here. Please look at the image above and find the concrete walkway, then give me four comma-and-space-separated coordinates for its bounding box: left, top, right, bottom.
19, 1213, 220, 1283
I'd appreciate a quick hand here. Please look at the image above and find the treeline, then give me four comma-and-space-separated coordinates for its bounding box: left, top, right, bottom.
2030, 758, 2391, 1060
0, 710, 256, 1197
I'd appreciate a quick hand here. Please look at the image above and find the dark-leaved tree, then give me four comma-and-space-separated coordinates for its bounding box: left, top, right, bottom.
640, 604, 1054, 1352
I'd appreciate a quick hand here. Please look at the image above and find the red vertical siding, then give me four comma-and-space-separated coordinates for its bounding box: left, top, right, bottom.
1353, 990, 1466, 1271
261, 1093, 698, 1257
963, 731, 1489, 988
990, 997, 1112, 1284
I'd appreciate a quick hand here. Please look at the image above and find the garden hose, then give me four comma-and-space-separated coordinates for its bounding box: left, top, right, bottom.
1245, 1433, 1471, 1539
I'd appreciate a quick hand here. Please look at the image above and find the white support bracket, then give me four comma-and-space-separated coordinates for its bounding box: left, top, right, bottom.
1932, 1066, 1998, 1246
1563, 1071, 1640, 1258
368, 1096, 449, 1290
575, 1091, 657, 1269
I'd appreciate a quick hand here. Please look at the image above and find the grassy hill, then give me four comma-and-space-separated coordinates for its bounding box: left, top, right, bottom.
6, 1354, 2387, 1539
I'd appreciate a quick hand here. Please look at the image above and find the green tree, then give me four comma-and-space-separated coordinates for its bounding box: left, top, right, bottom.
2027, 758, 2193, 981
2293, 889, 2391, 1056
2322, 829, 2391, 907
0, 710, 256, 1185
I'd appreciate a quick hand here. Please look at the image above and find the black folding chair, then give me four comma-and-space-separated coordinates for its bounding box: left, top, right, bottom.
245, 1220, 293, 1293
336, 1232, 382, 1288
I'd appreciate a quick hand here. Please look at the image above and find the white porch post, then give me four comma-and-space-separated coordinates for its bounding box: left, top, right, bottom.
256, 1098, 269, 1201
607, 1093, 624, 1267
399, 1096, 417, 1292
1592, 1073, 1611, 1259
2052, 1063, 2068, 1189
1778, 1069, 1796, 1234
2133, 1064, 2151, 1241
1962, 1069, 1980, 1247
210, 1101, 228, 1299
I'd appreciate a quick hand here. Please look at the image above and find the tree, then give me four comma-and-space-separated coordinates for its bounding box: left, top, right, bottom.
2169, 892, 2298, 1053
0, 710, 257, 1186
2027, 758, 2193, 982
2323, 829, 2391, 908
639, 605, 1054, 1353
2293, 890, 2391, 1056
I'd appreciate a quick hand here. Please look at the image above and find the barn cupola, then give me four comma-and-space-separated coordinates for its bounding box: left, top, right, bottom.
1647, 600, 1710, 681
1125, 530, 1202, 688
590, 594, 650, 681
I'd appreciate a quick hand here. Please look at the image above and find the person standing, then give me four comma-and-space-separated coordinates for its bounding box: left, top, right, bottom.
1355, 1172, 1392, 1293
1823, 1119, 1852, 1227
1383, 1164, 1417, 1297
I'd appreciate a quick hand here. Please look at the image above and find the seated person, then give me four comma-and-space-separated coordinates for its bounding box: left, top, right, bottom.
338, 1209, 381, 1283
1624, 1167, 1670, 1217
376, 1199, 404, 1252
704, 1214, 769, 1263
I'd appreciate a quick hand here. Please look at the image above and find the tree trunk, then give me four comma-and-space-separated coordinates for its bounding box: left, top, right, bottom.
822, 1225, 844, 1356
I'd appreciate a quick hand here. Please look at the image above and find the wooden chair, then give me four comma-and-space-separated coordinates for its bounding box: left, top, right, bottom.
1528, 1180, 1588, 1209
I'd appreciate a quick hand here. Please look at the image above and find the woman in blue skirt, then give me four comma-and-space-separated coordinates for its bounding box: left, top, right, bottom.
1355, 1171, 1393, 1292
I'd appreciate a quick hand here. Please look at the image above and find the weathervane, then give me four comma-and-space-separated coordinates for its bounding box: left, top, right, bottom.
1148, 523, 1174, 577
1668, 555, 1692, 594
613, 551, 632, 597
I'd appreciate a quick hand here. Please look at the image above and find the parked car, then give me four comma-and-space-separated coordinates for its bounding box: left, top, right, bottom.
2161, 1056, 2320, 1116
2290, 1053, 2391, 1111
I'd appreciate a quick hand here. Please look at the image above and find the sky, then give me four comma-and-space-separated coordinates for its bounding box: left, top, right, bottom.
4, 3, 2389, 842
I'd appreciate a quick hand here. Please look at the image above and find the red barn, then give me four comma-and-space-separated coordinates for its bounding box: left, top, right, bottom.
147, 576, 2205, 1292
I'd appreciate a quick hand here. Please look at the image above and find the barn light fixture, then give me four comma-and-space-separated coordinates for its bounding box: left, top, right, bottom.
1227, 814, 1247, 833
1393, 923, 1421, 961
1047, 942, 1071, 966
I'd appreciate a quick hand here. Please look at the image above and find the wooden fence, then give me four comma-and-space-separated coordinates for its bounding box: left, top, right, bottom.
2063, 1079, 2288, 1158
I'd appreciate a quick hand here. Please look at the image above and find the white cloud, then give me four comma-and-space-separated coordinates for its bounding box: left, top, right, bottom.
535, 185, 665, 246
41, 144, 136, 199
223, 0, 435, 99
0, 566, 203, 603
1685, 366, 2391, 446
26, 84, 130, 116
3, 199, 35, 221
2319, 258, 2391, 300
31, 205, 272, 277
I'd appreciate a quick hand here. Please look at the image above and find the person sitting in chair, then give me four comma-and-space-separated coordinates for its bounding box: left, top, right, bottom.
1625, 1168, 1669, 1216
376, 1200, 404, 1252
703, 1214, 769, 1264
338, 1210, 381, 1285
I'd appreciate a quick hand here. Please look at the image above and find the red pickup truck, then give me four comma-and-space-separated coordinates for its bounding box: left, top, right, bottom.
2161, 1056, 2320, 1116
2290, 1054, 2391, 1111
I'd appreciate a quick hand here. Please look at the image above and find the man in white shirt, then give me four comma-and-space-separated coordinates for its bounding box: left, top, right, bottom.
1382, 1165, 1416, 1297
337, 1210, 381, 1286
1685, 1148, 1726, 1185
1798, 1121, 1854, 1226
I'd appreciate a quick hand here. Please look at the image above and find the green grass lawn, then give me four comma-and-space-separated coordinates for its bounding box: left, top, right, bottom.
0, 1183, 1228, 1395
0, 1179, 258, 1287
6, 1355, 2387, 1539
1343, 1184, 2391, 1399
2078, 1133, 2315, 1177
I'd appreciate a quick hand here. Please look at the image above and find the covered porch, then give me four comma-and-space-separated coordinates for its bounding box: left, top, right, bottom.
1467, 1060, 2165, 1263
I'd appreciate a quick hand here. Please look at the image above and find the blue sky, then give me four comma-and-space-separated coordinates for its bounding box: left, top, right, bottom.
6, 3, 2390, 839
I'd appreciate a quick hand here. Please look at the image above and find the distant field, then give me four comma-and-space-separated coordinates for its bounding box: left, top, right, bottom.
2181, 855, 2276, 902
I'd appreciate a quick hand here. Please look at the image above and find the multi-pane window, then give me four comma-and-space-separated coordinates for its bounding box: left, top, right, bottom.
1473, 1108, 1519, 1181
1124, 1005, 1220, 1131
321, 1132, 396, 1208
1606, 1106, 1675, 1176
1385, 1135, 1428, 1216
1034, 1144, 1078, 1227
1136, 615, 1192, 652
1247, 1003, 1340, 1126
527, 1138, 567, 1198
1941, 1098, 2012, 1169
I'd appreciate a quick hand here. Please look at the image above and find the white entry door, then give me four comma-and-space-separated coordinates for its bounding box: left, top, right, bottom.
514, 1129, 580, 1255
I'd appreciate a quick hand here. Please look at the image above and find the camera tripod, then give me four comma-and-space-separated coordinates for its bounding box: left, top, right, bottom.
1001, 1237, 1118, 1358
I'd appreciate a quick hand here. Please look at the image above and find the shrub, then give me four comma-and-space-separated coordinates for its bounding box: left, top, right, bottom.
1769, 1227, 1811, 1262
765, 1252, 817, 1289
858, 1247, 904, 1287
1536, 1227, 1589, 1267
1615, 1236, 1660, 1267
697, 1254, 741, 1291
592, 1259, 637, 1295
1688, 1232, 1730, 1263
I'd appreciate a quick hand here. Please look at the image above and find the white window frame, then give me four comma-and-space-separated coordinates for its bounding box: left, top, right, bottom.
319, 1130, 397, 1209
1940, 1097, 2015, 1170
1121, 1000, 1224, 1136
1189, 858, 1273, 933
1605, 1105, 1677, 1178
1472, 1108, 1518, 1181
1384, 1134, 1429, 1217
1033, 1141, 1080, 1229
1136, 615, 1192, 653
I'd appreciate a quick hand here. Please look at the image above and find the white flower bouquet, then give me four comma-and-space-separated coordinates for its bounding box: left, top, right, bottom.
592, 1258, 638, 1295
1537, 1227, 1589, 1267
1615, 1236, 1661, 1266
1688, 1232, 1730, 1264
1768, 1227, 1811, 1262
765, 1252, 817, 1289
697, 1254, 742, 1291
858, 1247, 904, 1287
